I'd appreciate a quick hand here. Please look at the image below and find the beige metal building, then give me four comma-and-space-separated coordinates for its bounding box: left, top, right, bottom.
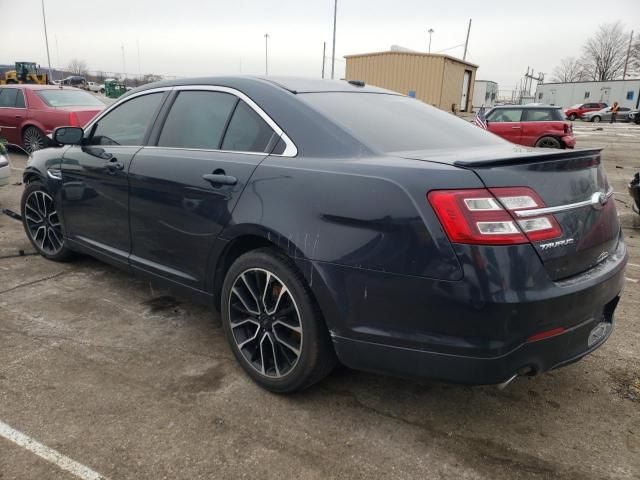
344, 51, 478, 112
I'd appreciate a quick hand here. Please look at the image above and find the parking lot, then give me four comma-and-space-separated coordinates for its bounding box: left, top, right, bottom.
1, 124, 639, 479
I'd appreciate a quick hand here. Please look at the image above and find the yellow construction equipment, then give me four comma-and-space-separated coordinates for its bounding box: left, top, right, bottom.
0, 62, 49, 85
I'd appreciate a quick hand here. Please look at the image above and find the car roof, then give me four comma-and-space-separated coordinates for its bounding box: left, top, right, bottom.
133, 75, 396, 95
490, 104, 561, 109
0, 84, 70, 90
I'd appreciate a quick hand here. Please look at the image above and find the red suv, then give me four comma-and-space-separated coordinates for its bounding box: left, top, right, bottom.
485, 106, 575, 149
0, 85, 105, 153
563, 102, 608, 121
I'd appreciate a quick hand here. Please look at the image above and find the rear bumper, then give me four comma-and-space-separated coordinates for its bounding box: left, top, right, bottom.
316, 237, 627, 385
562, 135, 576, 148
333, 296, 618, 385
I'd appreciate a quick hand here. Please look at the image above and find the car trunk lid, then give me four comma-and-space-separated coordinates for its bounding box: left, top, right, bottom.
53, 105, 103, 126
401, 146, 620, 281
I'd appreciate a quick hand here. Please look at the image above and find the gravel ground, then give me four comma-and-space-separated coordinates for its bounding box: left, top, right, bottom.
0, 125, 638, 479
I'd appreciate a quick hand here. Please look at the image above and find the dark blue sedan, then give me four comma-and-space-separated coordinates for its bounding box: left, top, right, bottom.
21, 77, 627, 392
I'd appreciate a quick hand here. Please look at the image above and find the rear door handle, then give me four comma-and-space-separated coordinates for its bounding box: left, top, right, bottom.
203, 173, 238, 186
511, 126, 521, 129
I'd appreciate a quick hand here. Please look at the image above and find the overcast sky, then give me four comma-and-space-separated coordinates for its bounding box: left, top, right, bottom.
2, 0, 638, 92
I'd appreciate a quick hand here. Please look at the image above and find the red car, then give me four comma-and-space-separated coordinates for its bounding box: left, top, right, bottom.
485, 105, 576, 149
563, 102, 608, 121
0, 85, 105, 153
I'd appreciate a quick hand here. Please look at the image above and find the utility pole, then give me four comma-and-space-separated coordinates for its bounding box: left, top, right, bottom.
322, 41, 326, 78
137, 39, 141, 79
427, 28, 434, 53
54, 34, 60, 71
331, 0, 337, 79
462, 18, 472, 61
264, 33, 269, 76
41, 0, 54, 83
121, 43, 126, 80
623, 30, 634, 79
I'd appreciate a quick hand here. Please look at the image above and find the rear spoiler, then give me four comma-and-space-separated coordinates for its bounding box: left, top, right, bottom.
453, 148, 602, 168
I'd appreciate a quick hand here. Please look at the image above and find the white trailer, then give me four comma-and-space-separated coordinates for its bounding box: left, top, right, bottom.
472, 80, 498, 109
535, 79, 640, 109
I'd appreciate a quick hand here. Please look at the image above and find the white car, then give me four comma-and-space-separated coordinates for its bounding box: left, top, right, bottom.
85, 81, 105, 93
0, 151, 10, 187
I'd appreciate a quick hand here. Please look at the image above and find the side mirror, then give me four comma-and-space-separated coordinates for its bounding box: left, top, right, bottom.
53, 126, 84, 145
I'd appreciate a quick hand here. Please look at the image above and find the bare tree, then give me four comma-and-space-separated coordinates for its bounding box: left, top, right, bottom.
67, 58, 89, 76
627, 37, 640, 78
551, 57, 589, 82
580, 22, 628, 81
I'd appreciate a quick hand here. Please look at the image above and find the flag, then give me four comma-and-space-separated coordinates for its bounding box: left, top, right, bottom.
473, 105, 488, 129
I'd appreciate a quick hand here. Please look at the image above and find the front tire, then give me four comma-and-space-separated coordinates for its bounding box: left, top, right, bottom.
221, 248, 336, 393
22, 126, 48, 153
535, 136, 562, 149
592, 116, 601, 123
21, 182, 73, 261
568, 113, 577, 121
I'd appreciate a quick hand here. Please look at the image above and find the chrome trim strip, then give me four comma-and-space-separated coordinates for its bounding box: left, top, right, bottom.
83, 84, 298, 158
142, 145, 267, 157
515, 187, 614, 218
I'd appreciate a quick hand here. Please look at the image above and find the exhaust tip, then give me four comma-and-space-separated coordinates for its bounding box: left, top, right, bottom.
496, 374, 518, 390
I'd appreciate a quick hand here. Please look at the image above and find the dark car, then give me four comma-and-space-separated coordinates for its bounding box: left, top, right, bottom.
0, 85, 105, 153
61, 76, 87, 87
21, 77, 627, 393
485, 105, 575, 148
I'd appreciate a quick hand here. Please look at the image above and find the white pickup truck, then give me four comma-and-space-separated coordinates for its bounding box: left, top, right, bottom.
85, 81, 105, 93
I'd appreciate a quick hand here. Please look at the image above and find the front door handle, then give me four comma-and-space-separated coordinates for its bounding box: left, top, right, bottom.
103, 159, 123, 170
203, 173, 238, 186
511, 126, 521, 129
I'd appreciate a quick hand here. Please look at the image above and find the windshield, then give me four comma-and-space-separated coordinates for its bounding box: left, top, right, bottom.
36, 89, 105, 107
299, 92, 503, 153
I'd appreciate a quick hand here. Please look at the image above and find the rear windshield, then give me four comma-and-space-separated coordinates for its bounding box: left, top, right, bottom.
299, 92, 502, 153
36, 89, 105, 107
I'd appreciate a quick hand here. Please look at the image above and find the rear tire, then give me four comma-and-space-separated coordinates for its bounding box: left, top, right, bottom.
535, 136, 562, 149
221, 247, 337, 393
21, 181, 73, 262
22, 126, 48, 153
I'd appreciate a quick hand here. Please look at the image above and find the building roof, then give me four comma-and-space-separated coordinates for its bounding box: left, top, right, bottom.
540, 78, 640, 86
343, 50, 478, 69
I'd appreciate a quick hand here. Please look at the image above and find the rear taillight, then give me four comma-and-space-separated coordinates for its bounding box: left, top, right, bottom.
564, 123, 573, 134
69, 112, 79, 126
427, 187, 562, 245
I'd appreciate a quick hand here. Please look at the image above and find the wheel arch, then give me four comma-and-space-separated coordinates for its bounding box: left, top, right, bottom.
210, 226, 342, 336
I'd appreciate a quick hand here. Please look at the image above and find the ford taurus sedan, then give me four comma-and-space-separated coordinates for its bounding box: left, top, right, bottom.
21, 77, 627, 392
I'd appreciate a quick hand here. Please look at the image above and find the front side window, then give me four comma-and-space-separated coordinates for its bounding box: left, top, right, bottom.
0, 88, 18, 108
158, 91, 237, 149
89, 92, 163, 146
487, 109, 522, 122
221, 101, 275, 152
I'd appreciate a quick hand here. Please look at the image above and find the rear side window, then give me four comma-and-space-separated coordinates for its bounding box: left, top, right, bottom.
158, 91, 237, 149
89, 92, 163, 146
15, 90, 25, 108
487, 109, 522, 122
0, 88, 18, 108
300, 92, 501, 153
522, 109, 563, 121
221, 101, 275, 152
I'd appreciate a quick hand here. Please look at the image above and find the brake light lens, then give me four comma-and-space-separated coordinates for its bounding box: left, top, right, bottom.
68, 111, 79, 126
428, 187, 562, 245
